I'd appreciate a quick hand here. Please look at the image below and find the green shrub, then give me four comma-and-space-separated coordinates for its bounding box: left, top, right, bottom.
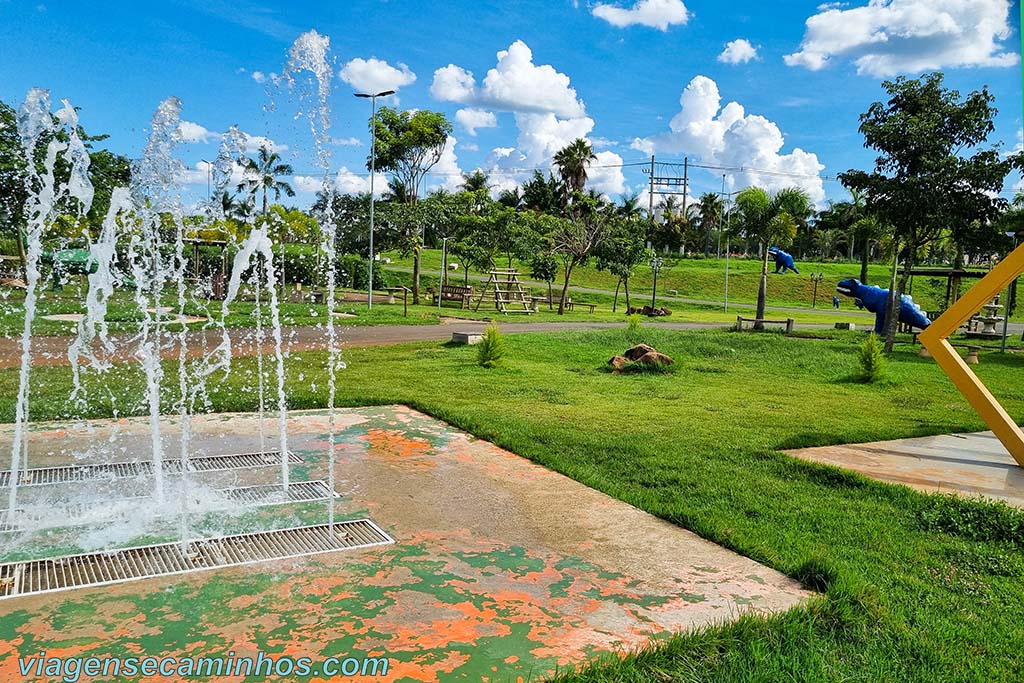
627, 314, 642, 333
477, 323, 506, 368
857, 333, 887, 383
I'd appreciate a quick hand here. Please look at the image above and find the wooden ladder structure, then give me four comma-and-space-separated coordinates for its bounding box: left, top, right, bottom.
473, 269, 533, 314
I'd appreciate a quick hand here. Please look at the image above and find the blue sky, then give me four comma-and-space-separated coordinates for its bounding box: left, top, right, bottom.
1, 0, 1021, 207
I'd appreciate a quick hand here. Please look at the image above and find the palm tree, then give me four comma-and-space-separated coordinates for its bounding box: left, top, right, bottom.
497, 187, 524, 210
553, 138, 596, 196
695, 192, 724, 257
384, 177, 412, 204
237, 145, 295, 217
460, 170, 491, 193
734, 186, 812, 328
617, 193, 643, 221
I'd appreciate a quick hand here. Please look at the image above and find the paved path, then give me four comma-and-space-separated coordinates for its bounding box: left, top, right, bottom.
0, 320, 742, 369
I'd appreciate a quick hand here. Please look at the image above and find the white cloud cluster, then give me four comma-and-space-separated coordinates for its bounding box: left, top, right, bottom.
785, 0, 1019, 76
455, 108, 498, 136
326, 167, 388, 197
632, 76, 825, 204
592, 0, 689, 31
718, 39, 758, 64
431, 41, 586, 118
177, 120, 217, 144
251, 70, 266, 84
431, 40, 625, 197
339, 57, 416, 94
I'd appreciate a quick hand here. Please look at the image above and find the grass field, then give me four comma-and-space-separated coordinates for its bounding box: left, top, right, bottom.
383, 248, 1019, 320
0, 281, 875, 338
3, 327, 1022, 681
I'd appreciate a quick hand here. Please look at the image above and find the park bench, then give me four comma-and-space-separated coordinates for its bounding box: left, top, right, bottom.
566, 300, 596, 313
433, 284, 472, 309
735, 316, 795, 334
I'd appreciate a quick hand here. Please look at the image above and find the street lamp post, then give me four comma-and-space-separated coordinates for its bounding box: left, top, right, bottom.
811, 272, 825, 308
1002, 230, 1018, 353
650, 256, 664, 309
355, 89, 395, 309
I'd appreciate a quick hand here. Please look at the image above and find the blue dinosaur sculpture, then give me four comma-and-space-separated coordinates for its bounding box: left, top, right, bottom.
768, 246, 799, 274
836, 278, 931, 334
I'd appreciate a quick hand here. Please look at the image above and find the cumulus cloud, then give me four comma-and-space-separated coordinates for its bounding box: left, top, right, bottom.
785, 0, 1019, 76
426, 136, 464, 192
251, 70, 266, 84
339, 57, 416, 94
177, 120, 217, 144
592, 0, 689, 31
432, 40, 626, 197
431, 41, 586, 118
718, 39, 758, 64
455, 108, 498, 136
330, 167, 388, 197
240, 133, 287, 154
632, 75, 826, 204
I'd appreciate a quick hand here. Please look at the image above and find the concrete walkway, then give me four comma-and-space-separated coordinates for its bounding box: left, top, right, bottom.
0, 320, 829, 370
786, 431, 1024, 507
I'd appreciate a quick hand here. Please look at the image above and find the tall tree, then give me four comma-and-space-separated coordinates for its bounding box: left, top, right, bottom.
460, 170, 491, 194
549, 194, 609, 314
840, 72, 1022, 351
596, 216, 650, 311
238, 145, 295, 217
553, 138, 596, 196
694, 192, 724, 257
369, 106, 452, 203
734, 186, 811, 329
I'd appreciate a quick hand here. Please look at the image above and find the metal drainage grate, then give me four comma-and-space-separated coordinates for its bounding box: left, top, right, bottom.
0, 480, 337, 533
0, 451, 303, 487
0, 520, 394, 600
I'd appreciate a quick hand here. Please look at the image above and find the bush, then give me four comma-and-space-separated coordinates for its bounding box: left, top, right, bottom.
627, 314, 642, 333
857, 333, 887, 383
336, 253, 395, 290
477, 323, 506, 368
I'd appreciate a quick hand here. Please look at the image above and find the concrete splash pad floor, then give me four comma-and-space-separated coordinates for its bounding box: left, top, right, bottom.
0, 406, 810, 681
786, 430, 1024, 508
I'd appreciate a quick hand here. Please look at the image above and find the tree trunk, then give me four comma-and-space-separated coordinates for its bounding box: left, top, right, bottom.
412, 246, 421, 305
882, 246, 901, 353
612, 277, 621, 312
624, 277, 631, 311
754, 243, 769, 330
547, 280, 553, 310
557, 263, 574, 315
860, 242, 870, 284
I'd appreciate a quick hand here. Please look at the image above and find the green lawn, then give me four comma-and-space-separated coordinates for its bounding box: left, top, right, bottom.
3, 328, 1023, 681
0, 281, 875, 337
383, 248, 1017, 320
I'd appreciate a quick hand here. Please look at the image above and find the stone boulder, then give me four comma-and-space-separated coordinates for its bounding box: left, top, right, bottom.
635, 351, 675, 367
624, 344, 655, 361
608, 355, 629, 371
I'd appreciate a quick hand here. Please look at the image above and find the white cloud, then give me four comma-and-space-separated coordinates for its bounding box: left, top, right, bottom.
432, 40, 625, 196
455, 108, 498, 136
632, 75, 826, 204
785, 0, 1019, 77
329, 136, 362, 147
331, 167, 388, 197
339, 57, 416, 94
718, 39, 758, 64
431, 40, 586, 118
251, 70, 266, 84
240, 132, 288, 154
592, 0, 689, 31
590, 136, 619, 149
427, 136, 464, 192
177, 120, 217, 144
587, 151, 627, 196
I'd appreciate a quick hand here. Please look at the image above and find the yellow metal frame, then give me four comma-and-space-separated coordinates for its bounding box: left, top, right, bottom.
918, 241, 1024, 466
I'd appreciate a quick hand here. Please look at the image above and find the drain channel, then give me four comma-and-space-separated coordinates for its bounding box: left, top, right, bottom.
0, 451, 303, 487
0, 520, 394, 599
0, 480, 337, 532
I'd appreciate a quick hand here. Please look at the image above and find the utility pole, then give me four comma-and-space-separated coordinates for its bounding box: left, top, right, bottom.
682, 156, 688, 213
647, 155, 655, 218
